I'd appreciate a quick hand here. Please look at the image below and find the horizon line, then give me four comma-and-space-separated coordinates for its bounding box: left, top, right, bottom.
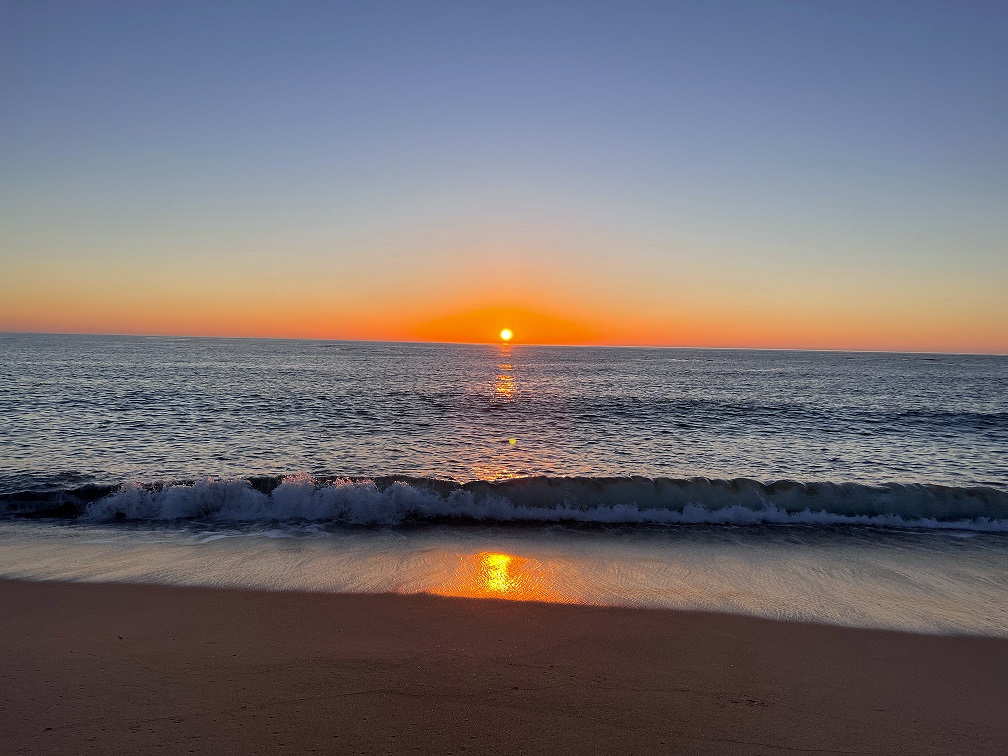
2, 329, 1005, 357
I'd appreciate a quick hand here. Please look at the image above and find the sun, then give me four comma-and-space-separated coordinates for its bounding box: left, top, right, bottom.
499, 328, 513, 342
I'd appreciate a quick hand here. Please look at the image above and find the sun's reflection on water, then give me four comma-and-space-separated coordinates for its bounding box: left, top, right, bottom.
433, 551, 574, 603
468, 341, 526, 481
494, 368, 516, 399
493, 342, 516, 401
468, 463, 522, 481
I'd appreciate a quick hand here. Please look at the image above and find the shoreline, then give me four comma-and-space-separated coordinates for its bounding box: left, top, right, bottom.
2, 579, 1006, 755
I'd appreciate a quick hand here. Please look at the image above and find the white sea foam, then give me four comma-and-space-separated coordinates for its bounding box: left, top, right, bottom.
79, 475, 1008, 532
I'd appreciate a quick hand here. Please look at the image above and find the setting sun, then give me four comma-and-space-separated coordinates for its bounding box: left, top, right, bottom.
500, 328, 513, 341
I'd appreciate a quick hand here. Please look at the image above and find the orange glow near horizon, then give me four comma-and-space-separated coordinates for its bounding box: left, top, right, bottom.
1, 277, 1006, 353
432, 551, 573, 603
412, 305, 603, 346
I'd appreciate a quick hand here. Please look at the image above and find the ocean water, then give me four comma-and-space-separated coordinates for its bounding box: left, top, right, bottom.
1, 333, 1006, 635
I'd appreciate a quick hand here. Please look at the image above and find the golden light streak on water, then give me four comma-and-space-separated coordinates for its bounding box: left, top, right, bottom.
494, 371, 516, 399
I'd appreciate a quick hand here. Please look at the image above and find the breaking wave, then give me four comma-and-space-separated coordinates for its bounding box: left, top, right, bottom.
3, 475, 1007, 532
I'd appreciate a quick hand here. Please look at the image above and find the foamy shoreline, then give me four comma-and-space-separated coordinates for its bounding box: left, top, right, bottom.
4, 518, 1007, 638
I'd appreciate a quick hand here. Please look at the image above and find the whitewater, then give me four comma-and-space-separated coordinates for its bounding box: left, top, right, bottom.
6, 475, 1007, 532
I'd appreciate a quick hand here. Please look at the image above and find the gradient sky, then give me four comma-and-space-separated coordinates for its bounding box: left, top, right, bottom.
2, 1, 1006, 351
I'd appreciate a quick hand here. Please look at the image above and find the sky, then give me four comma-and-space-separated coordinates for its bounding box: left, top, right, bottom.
1, 1, 1006, 352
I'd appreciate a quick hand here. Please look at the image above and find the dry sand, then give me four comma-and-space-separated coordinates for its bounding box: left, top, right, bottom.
1, 579, 1005, 755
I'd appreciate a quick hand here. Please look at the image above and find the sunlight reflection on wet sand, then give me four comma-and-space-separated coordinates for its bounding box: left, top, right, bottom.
431, 551, 576, 603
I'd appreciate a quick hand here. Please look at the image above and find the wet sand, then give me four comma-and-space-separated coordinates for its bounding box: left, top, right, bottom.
1, 579, 1005, 755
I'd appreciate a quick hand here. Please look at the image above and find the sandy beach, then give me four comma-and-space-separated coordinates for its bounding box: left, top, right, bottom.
1, 579, 1005, 755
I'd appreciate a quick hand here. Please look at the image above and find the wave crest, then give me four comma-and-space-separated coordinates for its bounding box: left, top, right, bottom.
46, 475, 1008, 531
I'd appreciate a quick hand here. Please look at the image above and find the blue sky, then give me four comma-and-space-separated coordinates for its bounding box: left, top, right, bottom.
2, 1, 1006, 349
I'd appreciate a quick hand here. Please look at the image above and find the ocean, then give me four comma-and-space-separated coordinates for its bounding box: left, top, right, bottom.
2, 333, 1006, 635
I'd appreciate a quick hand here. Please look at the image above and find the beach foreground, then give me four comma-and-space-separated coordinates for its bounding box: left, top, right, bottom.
1, 580, 1005, 755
